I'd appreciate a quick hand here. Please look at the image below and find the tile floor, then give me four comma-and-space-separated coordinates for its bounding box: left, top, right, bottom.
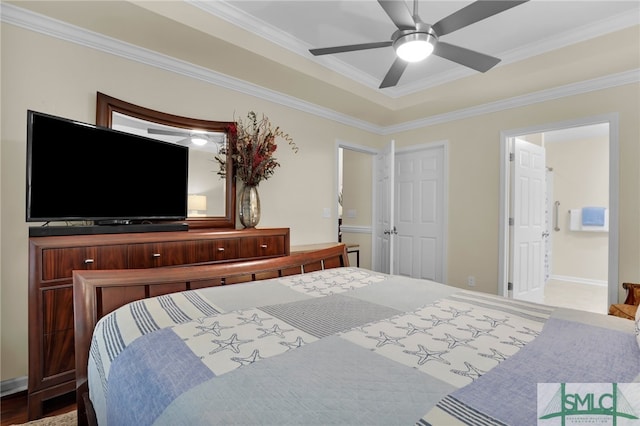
543, 279, 608, 314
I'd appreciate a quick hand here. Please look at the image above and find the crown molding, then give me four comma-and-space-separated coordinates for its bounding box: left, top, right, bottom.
2, 3, 638, 136
382, 69, 640, 135
187, 0, 384, 91
0, 3, 382, 134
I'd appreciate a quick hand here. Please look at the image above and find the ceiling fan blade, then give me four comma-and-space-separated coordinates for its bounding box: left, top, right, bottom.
378, 0, 416, 30
148, 128, 190, 137
379, 58, 409, 88
432, 0, 528, 37
309, 41, 392, 56
433, 41, 501, 72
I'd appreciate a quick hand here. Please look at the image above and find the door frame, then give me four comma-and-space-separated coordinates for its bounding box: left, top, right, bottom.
374, 140, 396, 273
498, 113, 619, 305
335, 139, 378, 268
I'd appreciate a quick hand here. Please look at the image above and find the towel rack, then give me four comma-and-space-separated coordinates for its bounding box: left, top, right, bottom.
553, 201, 560, 231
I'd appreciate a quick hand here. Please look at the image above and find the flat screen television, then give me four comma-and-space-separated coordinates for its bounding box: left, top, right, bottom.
26, 110, 189, 224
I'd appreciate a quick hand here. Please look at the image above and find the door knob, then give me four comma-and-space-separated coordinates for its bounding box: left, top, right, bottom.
384, 226, 398, 235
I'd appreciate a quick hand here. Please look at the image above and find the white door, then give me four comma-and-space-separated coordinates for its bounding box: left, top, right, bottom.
510, 138, 546, 302
373, 140, 395, 274
394, 145, 445, 282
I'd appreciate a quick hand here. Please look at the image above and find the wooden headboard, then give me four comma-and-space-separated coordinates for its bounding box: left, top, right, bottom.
73, 243, 349, 425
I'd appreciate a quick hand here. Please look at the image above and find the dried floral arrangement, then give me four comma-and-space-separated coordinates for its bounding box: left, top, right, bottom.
216, 111, 298, 186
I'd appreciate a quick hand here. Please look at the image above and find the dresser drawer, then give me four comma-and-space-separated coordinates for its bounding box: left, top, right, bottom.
128, 241, 190, 268
192, 238, 240, 263
41, 245, 127, 281
239, 235, 286, 258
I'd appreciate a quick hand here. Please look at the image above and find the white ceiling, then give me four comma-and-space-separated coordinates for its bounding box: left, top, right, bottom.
199, 0, 639, 95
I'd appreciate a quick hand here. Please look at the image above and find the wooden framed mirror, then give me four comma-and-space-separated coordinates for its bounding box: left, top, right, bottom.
96, 92, 235, 229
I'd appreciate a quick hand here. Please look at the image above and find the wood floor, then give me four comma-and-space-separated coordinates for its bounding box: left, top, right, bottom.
1, 391, 75, 426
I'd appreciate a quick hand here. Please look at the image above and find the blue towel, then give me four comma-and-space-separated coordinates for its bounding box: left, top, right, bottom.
581, 206, 606, 226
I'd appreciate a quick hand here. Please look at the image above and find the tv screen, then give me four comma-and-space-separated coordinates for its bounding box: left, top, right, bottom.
26, 110, 189, 223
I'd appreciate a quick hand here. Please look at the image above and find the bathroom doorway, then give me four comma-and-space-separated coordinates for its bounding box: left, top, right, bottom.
499, 115, 618, 314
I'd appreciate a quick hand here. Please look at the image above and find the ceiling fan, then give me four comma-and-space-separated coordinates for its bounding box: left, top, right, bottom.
309, 0, 529, 88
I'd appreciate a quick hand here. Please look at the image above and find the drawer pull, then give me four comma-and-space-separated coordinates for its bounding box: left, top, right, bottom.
217, 247, 225, 252
260, 244, 268, 249
152, 253, 161, 258
84, 259, 94, 264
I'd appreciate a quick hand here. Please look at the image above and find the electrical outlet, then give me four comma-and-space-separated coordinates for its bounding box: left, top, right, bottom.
467, 276, 476, 287
322, 207, 331, 218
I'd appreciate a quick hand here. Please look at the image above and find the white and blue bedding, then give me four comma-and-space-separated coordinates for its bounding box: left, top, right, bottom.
87, 267, 640, 425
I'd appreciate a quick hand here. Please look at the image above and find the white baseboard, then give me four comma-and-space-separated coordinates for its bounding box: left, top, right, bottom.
550, 274, 607, 287
1, 376, 27, 397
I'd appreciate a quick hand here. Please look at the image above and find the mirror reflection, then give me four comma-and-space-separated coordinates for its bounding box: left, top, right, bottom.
96, 92, 236, 229
111, 112, 227, 218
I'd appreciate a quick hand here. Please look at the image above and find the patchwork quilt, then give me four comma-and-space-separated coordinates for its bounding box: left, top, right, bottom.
87, 267, 640, 425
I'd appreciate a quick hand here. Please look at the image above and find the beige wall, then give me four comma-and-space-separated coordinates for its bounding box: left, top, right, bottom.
391, 85, 639, 296
2, 22, 639, 382
341, 149, 373, 270
546, 136, 609, 281
0, 24, 382, 380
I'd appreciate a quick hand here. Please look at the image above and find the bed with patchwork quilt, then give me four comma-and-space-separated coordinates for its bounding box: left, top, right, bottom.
74, 248, 640, 425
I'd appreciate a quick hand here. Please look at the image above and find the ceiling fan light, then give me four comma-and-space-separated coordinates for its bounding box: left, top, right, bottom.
394, 33, 435, 63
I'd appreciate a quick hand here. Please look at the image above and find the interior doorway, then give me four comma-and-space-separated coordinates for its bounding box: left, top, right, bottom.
367, 141, 448, 279
499, 115, 618, 313
336, 141, 377, 270
336, 140, 447, 280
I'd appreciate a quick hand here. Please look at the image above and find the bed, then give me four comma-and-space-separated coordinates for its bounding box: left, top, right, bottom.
73, 244, 640, 426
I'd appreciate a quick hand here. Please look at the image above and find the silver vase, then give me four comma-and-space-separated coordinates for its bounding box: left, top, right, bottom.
239, 185, 261, 228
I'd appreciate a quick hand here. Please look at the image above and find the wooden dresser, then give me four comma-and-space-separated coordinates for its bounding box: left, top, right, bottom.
27, 227, 289, 420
